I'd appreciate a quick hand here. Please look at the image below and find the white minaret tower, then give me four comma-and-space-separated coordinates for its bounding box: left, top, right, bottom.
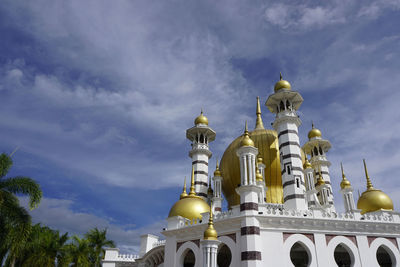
186, 111, 216, 200
265, 74, 307, 211
340, 163, 356, 212
236, 123, 262, 267
302, 123, 335, 212
201, 204, 220, 267
212, 159, 223, 214
303, 158, 321, 209
256, 157, 267, 204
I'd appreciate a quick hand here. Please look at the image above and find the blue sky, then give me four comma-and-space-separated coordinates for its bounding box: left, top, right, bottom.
1, 0, 400, 253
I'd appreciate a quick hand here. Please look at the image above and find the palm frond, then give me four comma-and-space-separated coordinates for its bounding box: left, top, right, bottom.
0, 176, 42, 209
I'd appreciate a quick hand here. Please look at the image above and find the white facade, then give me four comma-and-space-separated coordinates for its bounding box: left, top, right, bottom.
103, 79, 400, 267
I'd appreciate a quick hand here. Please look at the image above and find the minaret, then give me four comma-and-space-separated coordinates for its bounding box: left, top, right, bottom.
201, 203, 220, 267
339, 163, 355, 212
236, 123, 262, 266
256, 166, 267, 204
265, 74, 307, 210
302, 123, 335, 212
212, 159, 223, 214
186, 110, 216, 200
303, 158, 320, 209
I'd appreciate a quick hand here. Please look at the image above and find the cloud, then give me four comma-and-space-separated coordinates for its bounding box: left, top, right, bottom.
20, 197, 165, 254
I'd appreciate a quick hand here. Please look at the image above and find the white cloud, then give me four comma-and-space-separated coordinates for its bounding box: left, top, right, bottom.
20, 197, 165, 254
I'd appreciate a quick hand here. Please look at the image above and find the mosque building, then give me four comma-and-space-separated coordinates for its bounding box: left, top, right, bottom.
102, 75, 400, 267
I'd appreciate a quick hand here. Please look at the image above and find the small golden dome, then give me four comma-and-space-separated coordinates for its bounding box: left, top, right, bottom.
240, 122, 255, 147
303, 158, 312, 169
308, 123, 322, 139
169, 167, 210, 220
203, 204, 218, 240
340, 163, 352, 190
274, 73, 291, 93
194, 110, 208, 125
256, 167, 263, 182
168, 197, 210, 220
357, 160, 393, 214
214, 159, 222, 177
316, 165, 325, 186
257, 155, 263, 164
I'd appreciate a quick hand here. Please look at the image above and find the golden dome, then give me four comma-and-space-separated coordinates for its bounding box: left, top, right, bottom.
194, 110, 208, 125
303, 158, 312, 169
203, 204, 218, 240
274, 73, 291, 93
256, 167, 263, 182
168, 197, 211, 220
240, 122, 255, 147
308, 123, 322, 139
220, 99, 306, 207
357, 160, 393, 215
169, 168, 210, 220
315, 165, 325, 186
214, 159, 222, 177
340, 163, 352, 190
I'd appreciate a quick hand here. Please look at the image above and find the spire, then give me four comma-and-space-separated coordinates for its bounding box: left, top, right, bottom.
180, 176, 188, 199
189, 167, 196, 196
255, 96, 265, 130
214, 157, 222, 177
203, 201, 218, 240
363, 159, 374, 190
280, 72, 283, 80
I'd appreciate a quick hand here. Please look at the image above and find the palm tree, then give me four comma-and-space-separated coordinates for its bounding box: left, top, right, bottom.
85, 227, 116, 267
67, 236, 92, 267
0, 153, 42, 266
20, 224, 69, 267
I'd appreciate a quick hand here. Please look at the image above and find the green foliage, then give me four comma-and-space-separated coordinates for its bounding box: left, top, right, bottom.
0, 153, 116, 266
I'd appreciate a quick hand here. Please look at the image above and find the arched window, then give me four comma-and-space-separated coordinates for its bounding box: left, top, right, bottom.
376, 245, 394, 267
319, 146, 323, 155
290, 242, 310, 267
286, 100, 290, 110
183, 249, 196, 267
217, 244, 232, 267
200, 134, 204, 144
314, 147, 318, 156
280, 101, 285, 111
334, 244, 353, 267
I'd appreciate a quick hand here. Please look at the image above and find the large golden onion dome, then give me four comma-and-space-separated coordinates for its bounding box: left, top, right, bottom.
357, 160, 393, 215
274, 73, 291, 93
194, 110, 209, 125
169, 168, 210, 220
308, 123, 322, 139
220, 97, 305, 207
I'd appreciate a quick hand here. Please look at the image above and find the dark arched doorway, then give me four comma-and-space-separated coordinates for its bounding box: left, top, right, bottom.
376, 246, 394, 267
217, 244, 232, 267
290, 242, 310, 267
334, 244, 353, 267
183, 249, 195, 267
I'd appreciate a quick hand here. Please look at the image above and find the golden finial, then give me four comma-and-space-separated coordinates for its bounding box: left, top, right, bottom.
255, 96, 265, 130
340, 163, 351, 189
214, 158, 221, 177
316, 165, 325, 186
256, 166, 263, 182
240, 121, 255, 147
280, 72, 283, 80
189, 167, 196, 196
363, 159, 374, 190
203, 201, 218, 240
180, 176, 188, 199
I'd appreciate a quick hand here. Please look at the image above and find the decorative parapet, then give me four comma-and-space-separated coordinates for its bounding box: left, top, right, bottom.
103, 248, 138, 263
152, 239, 166, 248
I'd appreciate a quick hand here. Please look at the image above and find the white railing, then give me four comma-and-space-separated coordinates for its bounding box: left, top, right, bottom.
152, 239, 166, 248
